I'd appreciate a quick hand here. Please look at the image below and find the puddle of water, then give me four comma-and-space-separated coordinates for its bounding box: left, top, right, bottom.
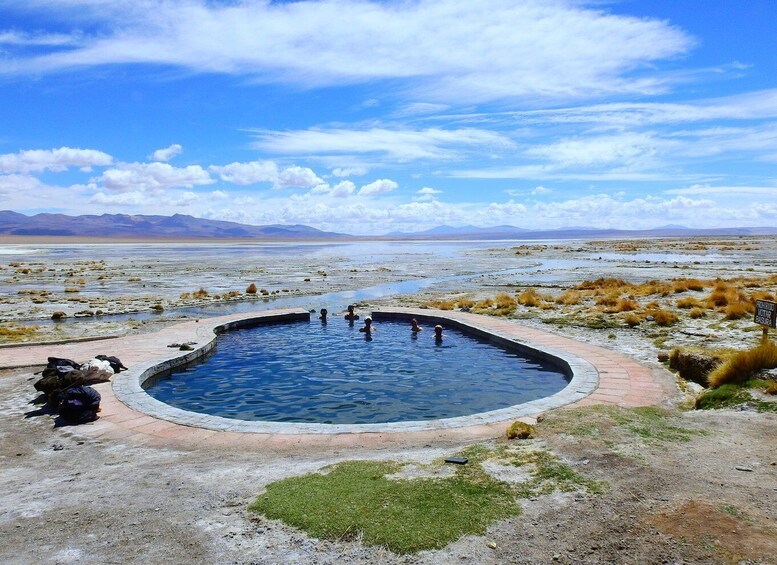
41, 258, 588, 326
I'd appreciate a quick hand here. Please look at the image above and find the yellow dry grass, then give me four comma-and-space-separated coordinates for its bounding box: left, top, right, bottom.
193, 288, 209, 299
0, 324, 39, 337
624, 313, 641, 327
689, 308, 706, 319
555, 290, 580, 305
652, 309, 679, 326
494, 293, 517, 311
595, 292, 621, 307
676, 297, 704, 309
517, 289, 542, 307
724, 301, 755, 320
707, 342, 777, 388
614, 298, 639, 312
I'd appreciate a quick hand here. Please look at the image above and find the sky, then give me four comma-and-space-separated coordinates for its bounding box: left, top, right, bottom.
0, 0, 776, 235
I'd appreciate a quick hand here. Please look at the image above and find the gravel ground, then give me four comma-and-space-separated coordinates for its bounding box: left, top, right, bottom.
1, 366, 775, 564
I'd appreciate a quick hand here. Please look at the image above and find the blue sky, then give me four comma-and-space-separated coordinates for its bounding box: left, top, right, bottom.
0, 0, 775, 235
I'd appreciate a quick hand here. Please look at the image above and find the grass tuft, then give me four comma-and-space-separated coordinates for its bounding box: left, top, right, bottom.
506, 421, 536, 439
517, 289, 542, 307
707, 342, 777, 387
624, 313, 641, 327
653, 309, 679, 326
614, 298, 638, 312
0, 324, 39, 339
724, 300, 754, 320
555, 290, 580, 305
193, 288, 209, 299
695, 384, 754, 410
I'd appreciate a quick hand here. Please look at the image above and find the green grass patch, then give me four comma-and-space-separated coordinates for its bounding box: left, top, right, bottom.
250, 444, 606, 553
695, 384, 777, 413
496, 447, 608, 497
541, 405, 706, 447
250, 459, 519, 553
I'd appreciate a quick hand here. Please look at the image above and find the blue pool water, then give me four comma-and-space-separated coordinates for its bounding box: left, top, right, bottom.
145, 319, 570, 424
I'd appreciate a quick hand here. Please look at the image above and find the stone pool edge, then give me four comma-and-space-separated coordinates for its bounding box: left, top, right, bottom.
113, 307, 599, 434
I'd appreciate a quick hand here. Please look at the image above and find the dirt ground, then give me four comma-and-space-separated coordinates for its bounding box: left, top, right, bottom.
1, 364, 775, 565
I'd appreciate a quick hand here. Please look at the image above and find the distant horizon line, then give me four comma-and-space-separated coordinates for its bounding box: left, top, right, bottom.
2, 209, 776, 239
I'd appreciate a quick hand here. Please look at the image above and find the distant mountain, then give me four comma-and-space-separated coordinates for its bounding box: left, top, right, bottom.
385, 224, 777, 240
2, 211, 775, 240
0, 211, 346, 239
387, 224, 529, 238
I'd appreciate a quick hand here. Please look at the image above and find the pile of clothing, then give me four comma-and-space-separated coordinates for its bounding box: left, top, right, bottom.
34, 355, 127, 424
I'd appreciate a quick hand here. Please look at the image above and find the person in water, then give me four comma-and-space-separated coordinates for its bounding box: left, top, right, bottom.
319, 308, 328, 323
359, 316, 374, 334
434, 324, 444, 344
411, 318, 422, 333
344, 304, 360, 321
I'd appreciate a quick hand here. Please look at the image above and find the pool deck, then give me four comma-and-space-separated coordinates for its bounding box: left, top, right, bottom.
1, 308, 674, 451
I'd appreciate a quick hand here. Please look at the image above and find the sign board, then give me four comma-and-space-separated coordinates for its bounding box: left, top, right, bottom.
754, 299, 777, 328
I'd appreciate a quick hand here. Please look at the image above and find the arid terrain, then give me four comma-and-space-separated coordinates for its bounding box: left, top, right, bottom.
1, 236, 776, 564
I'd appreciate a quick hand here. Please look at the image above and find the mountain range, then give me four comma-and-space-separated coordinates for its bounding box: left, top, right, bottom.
0, 211, 344, 239
1, 211, 776, 240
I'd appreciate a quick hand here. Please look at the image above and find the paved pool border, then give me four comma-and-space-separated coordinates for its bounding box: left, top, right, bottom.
2, 307, 672, 448
112, 308, 599, 434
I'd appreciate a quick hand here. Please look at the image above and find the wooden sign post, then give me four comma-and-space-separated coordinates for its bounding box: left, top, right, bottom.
754, 299, 777, 343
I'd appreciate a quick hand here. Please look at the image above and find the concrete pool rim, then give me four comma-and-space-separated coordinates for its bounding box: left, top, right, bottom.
113, 308, 599, 434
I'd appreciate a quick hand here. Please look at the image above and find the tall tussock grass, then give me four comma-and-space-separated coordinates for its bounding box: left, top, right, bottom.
707, 342, 777, 388
517, 289, 542, 307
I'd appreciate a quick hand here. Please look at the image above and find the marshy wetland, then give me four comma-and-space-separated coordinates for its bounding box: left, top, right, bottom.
2, 236, 776, 564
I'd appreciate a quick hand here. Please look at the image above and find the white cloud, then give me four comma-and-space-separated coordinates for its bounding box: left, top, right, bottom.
532, 194, 714, 225
330, 180, 356, 198
0, 174, 43, 194
0, 30, 77, 47
210, 160, 278, 185
449, 164, 698, 182
393, 103, 451, 117
90, 191, 149, 206
251, 127, 515, 161
358, 179, 398, 197
209, 160, 323, 189
0, 147, 113, 174
514, 88, 777, 127
95, 162, 213, 192
664, 185, 777, 196
331, 166, 368, 178
276, 165, 324, 189
149, 144, 183, 162
524, 133, 669, 168
531, 186, 552, 195
0, 0, 693, 103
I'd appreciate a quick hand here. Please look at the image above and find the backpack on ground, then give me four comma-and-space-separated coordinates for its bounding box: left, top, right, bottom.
59, 385, 101, 424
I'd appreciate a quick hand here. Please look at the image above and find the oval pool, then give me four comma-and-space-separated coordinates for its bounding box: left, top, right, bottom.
144, 318, 571, 424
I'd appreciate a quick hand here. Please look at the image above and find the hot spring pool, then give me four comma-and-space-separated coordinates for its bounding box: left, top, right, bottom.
144, 317, 571, 425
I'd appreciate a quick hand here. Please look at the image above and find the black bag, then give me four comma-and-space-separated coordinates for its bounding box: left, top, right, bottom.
46, 357, 81, 370
34, 370, 86, 405
59, 385, 101, 424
